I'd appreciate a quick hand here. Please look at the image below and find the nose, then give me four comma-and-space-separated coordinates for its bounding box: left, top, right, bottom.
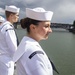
49, 27, 52, 33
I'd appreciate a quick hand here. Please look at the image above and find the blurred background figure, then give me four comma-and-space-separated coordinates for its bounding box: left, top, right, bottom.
0, 16, 5, 25
0, 5, 20, 75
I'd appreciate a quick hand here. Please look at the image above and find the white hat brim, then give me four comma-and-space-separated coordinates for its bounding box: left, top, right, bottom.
5, 5, 20, 13
26, 8, 53, 21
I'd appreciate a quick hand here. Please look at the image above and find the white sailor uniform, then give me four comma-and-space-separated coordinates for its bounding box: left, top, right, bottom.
0, 21, 17, 75
13, 36, 53, 75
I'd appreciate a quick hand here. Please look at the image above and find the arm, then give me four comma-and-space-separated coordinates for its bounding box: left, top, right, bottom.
25, 52, 53, 75
5, 28, 17, 55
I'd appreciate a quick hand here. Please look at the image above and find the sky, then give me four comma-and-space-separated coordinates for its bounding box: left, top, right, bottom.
0, 0, 75, 24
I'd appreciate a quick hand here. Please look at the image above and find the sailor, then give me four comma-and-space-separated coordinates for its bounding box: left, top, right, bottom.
13, 7, 54, 75
0, 16, 5, 25
0, 5, 20, 75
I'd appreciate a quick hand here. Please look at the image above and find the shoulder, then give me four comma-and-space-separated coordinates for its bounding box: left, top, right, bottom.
20, 37, 41, 51
2, 21, 13, 29
1, 21, 14, 32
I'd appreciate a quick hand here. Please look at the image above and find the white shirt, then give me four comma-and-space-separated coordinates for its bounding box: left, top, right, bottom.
0, 21, 17, 57
13, 36, 53, 75
0, 21, 17, 75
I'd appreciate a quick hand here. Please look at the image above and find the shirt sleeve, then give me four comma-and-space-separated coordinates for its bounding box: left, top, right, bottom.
31, 66, 47, 75
25, 53, 53, 75
5, 28, 17, 56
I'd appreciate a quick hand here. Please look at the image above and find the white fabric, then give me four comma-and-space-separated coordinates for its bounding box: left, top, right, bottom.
5, 5, 20, 13
0, 21, 17, 75
0, 57, 14, 75
26, 7, 53, 21
13, 36, 53, 75
0, 16, 5, 22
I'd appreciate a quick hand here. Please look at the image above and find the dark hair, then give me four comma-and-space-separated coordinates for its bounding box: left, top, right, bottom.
5, 11, 16, 18
20, 18, 41, 33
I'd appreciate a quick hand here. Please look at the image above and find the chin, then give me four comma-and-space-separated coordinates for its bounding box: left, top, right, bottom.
45, 37, 48, 40
42, 37, 48, 40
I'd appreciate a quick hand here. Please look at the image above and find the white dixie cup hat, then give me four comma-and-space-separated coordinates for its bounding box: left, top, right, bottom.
26, 7, 53, 21
0, 16, 5, 22
5, 5, 20, 13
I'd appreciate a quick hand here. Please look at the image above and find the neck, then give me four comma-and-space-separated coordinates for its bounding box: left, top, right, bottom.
27, 34, 40, 42
7, 18, 13, 24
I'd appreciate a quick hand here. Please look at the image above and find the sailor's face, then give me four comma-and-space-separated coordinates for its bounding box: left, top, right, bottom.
34, 21, 52, 41
12, 13, 19, 22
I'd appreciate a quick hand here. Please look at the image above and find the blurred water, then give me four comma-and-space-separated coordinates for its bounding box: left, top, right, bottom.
15, 28, 75, 75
